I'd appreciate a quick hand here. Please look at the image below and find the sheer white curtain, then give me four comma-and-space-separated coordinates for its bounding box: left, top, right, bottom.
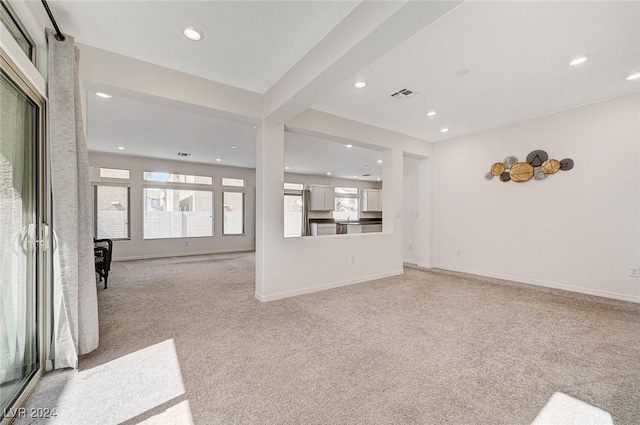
0, 77, 29, 384
47, 30, 99, 369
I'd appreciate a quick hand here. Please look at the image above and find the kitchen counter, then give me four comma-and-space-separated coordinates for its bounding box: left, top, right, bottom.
309, 218, 383, 235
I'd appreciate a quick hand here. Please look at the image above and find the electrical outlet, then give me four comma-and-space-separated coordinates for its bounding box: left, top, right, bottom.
629, 267, 639, 278
456, 249, 461, 257
184, 241, 189, 246
408, 245, 413, 250
350, 256, 355, 265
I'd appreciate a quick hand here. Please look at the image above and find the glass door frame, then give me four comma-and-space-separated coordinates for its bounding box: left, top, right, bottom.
0, 44, 50, 424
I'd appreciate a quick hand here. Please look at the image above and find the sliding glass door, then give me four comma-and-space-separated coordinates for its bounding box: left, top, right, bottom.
0, 51, 47, 420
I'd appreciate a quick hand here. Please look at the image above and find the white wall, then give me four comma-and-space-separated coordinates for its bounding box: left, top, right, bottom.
89, 152, 256, 260
432, 93, 640, 302
256, 110, 432, 301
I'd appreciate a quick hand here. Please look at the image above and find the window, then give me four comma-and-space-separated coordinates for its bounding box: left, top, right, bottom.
143, 172, 212, 185
222, 178, 245, 187
223, 192, 244, 235
0, 0, 35, 62
333, 197, 359, 221
284, 183, 304, 191
333, 187, 359, 221
100, 167, 130, 179
94, 185, 130, 240
143, 188, 212, 239
284, 194, 303, 238
335, 187, 359, 195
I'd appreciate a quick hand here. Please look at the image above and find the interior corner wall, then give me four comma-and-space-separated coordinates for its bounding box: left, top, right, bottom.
432, 93, 640, 302
89, 152, 256, 260
256, 118, 411, 302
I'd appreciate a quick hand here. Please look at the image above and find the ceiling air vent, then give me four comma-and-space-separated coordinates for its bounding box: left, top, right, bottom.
362, 173, 371, 177
177, 152, 191, 157
390, 88, 417, 100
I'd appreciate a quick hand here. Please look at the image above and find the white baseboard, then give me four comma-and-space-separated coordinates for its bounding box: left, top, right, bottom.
433, 264, 640, 304
113, 248, 254, 262
255, 269, 405, 302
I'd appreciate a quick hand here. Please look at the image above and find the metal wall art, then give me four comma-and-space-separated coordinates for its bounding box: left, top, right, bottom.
484, 150, 573, 183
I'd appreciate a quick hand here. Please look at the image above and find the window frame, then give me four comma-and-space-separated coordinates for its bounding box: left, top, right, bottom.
284, 182, 304, 191
99, 167, 130, 180
142, 185, 214, 240
335, 187, 359, 195
283, 193, 303, 238
222, 177, 245, 188
222, 191, 245, 236
93, 183, 131, 241
332, 187, 360, 221
0, 0, 36, 63
333, 195, 360, 221
143, 171, 213, 185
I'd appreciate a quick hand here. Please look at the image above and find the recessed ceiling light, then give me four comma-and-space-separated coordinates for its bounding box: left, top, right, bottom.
426, 111, 437, 117
377, 160, 383, 164
229, 145, 237, 149
626, 72, 640, 81
116, 146, 125, 150
183, 26, 203, 41
354, 81, 367, 89
96, 92, 112, 99
346, 144, 353, 148
326, 172, 331, 175
440, 128, 449, 133
252, 125, 257, 129
353, 175, 358, 178
377, 178, 381, 181
285, 166, 290, 170
569, 56, 588, 66
215, 158, 222, 162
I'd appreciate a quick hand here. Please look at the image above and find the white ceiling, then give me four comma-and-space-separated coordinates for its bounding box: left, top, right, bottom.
87, 86, 381, 181
76, 1, 640, 171
285, 132, 384, 182
50, 0, 360, 93
312, 1, 640, 142
86, 87, 258, 168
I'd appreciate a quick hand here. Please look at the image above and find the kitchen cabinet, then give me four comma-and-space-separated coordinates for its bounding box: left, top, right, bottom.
344, 223, 382, 234
311, 222, 337, 236
362, 189, 382, 212
309, 185, 335, 211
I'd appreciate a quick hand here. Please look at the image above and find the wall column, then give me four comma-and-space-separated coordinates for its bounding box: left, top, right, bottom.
255, 121, 285, 299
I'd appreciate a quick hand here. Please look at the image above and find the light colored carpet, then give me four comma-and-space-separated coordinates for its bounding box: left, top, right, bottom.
532, 392, 613, 425
15, 252, 640, 424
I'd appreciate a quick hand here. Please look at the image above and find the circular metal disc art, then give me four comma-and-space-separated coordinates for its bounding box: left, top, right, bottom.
509, 162, 534, 182
559, 158, 574, 171
504, 156, 518, 169
541, 159, 560, 174
533, 166, 547, 180
526, 150, 549, 167
491, 162, 506, 176
487, 151, 573, 183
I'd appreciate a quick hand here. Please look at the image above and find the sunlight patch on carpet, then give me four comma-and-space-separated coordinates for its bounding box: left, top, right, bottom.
49, 339, 186, 425
532, 392, 613, 425
137, 400, 194, 425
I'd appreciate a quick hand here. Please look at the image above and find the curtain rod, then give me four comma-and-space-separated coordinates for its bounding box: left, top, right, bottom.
41, 0, 65, 41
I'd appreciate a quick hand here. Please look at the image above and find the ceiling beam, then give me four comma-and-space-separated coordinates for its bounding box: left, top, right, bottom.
263, 0, 463, 124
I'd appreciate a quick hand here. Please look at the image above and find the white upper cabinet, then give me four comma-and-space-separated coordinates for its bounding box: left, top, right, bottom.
309, 185, 335, 211
362, 189, 382, 212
